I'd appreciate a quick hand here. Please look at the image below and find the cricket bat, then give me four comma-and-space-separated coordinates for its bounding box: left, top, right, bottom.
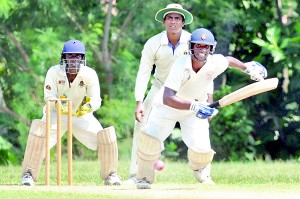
209, 78, 279, 108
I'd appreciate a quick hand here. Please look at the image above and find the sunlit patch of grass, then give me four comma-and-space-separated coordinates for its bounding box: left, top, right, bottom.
1, 159, 300, 198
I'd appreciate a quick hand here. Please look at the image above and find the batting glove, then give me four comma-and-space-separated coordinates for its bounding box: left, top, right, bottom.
190, 101, 218, 119
243, 61, 267, 81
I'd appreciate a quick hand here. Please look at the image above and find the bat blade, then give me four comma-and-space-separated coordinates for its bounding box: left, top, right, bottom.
210, 78, 279, 108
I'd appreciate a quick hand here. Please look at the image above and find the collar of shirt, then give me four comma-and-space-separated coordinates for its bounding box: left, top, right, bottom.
184, 54, 214, 71
160, 30, 191, 45
160, 31, 181, 47
168, 40, 180, 50
160, 31, 169, 45
183, 56, 193, 70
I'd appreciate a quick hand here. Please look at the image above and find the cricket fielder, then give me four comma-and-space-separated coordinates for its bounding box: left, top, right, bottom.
20, 40, 121, 186
136, 28, 267, 189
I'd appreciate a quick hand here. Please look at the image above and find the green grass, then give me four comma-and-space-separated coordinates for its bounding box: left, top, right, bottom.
0, 159, 300, 198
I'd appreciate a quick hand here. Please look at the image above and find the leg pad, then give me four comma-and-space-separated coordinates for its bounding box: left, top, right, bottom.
97, 126, 118, 179
188, 148, 215, 170
22, 119, 46, 181
137, 133, 161, 183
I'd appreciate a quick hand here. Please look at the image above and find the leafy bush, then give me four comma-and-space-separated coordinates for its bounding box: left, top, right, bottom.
210, 85, 255, 161
0, 135, 17, 165
97, 95, 135, 140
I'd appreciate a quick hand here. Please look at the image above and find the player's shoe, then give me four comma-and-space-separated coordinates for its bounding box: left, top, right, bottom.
136, 177, 151, 189
104, 172, 121, 186
20, 170, 34, 186
193, 166, 215, 185
123, 175, 138, 185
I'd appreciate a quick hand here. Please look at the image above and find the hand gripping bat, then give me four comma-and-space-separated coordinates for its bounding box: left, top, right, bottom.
209, 78, 279, 108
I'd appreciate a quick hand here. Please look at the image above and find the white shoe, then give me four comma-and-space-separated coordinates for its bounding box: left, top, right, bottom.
136, 177, 151, 189
193, 166, 215, 185
20, 170, 34, 186
123, 175, 138, 185
104, 172, 121, 186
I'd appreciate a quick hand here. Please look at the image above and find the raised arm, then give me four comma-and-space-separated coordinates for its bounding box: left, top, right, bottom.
226, 56, 267, 81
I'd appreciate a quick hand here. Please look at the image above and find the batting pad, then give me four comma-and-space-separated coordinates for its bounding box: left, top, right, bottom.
188, 148, 216, 170
97, 126, 118, 180
137, 133, 161, 183
22, 120, 46, 181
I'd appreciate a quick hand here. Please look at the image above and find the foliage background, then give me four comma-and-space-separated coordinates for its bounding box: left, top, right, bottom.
0, 0, 299, 165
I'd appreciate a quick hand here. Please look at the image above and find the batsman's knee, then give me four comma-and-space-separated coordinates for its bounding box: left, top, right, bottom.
136, 132, 162, 184
137, 132, 161, 161
188, 148, 216, 170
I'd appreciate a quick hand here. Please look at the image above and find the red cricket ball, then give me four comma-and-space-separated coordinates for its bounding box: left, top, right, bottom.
153, 160, 165, 171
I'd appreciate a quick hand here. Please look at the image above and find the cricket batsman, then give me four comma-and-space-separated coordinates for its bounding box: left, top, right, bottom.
136, 28, 267, 189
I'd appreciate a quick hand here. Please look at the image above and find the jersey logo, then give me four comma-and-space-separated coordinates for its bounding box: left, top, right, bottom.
45, 85, 51, 90
57, 80, 66, 85
206, 71, 214, 81
79, 81, 86, 87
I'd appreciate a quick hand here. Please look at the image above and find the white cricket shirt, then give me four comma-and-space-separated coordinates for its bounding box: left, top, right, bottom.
164, 54, 229, 102
43, 64, 102, 113
135, 30, 191, 101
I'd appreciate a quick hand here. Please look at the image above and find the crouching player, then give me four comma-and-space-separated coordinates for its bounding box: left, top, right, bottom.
20, 40, 121, 186
136, 28, 267, 189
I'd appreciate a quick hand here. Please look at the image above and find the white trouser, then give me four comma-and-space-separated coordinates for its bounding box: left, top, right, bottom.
129, 83, 161, 175
42, 111, 103, 151
146, 103, 211, 152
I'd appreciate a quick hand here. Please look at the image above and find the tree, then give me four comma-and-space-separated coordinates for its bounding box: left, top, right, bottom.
0, 0, 299, 164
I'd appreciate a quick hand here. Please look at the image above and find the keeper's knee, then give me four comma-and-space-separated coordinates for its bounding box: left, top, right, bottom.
29, 119, 47, 137
97, 126, 117, 144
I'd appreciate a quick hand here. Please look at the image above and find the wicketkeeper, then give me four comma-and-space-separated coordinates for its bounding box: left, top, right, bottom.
136, 28, 267, 189
20, 40, 121, 186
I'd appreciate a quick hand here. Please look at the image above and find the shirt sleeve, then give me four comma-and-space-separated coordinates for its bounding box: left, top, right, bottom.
212, 54, 229, 74
43, 67, 59, 110
86, 69, 102, 111
134, 39, 157, 101
44, 67, 58, 101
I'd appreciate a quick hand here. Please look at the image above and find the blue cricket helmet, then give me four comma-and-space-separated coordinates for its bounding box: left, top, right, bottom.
190, 28, 216, 46
62, 40, 86, 55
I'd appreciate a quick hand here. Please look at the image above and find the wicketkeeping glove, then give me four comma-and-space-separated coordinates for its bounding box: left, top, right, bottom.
73, 96, 93, 117
243, 61, 267, 81
81, 103, 93, 113
55, 95, 68, 114
190, 101, 218, 119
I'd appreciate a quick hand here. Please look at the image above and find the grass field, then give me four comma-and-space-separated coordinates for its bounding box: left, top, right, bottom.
0, 159, 300, 199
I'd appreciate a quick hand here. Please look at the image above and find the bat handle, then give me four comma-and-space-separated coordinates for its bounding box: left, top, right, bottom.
209, 101, 220, 108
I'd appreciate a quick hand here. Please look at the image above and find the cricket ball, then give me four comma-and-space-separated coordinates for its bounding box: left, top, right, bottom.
153, 160, 165, 171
